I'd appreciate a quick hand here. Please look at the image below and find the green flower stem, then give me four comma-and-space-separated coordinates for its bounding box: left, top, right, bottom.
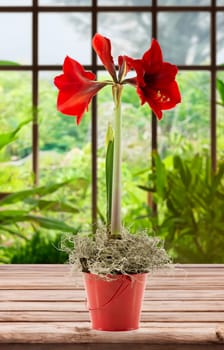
111, 84, 123, 237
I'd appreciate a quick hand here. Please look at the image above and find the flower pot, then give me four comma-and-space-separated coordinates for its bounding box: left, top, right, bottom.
83, 272, 147, 331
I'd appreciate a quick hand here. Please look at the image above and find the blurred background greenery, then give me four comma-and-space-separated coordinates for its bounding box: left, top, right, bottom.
0, 70, 224, 264
0, 0, 224, 264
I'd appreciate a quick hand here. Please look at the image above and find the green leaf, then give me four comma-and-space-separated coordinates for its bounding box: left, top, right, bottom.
0, 209, 28, 218
137, 185, 155, 192
0, 179, 75, 206
173, 155, 189, 187
0, 210, 31, 228
0, 226, 27, 240
97, 207, 106, 225
0, 118, 31, 151
216, 79, 224, 104
24, 215, 77, 232
1, 214, 77, 233
0, 60, 20, 66
105, 139, 114, 226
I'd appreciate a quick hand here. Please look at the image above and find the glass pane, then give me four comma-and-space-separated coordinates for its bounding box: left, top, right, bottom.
158, 71, 210, 158
98, 12, 151, 62
39, 71, 91, 226
217, 72, 224, 157
98, 0, 151, 5
0, 72, 32, 191
97, 72, 151, 231
158, 12, 210, 65
217, 0, 224, 4
0, 14, 31, 65
158, 0, 210, 5
0, 0, 31, 4
39, 13, 91, 65
38, 0, 91, 5
217, 12, 224, 65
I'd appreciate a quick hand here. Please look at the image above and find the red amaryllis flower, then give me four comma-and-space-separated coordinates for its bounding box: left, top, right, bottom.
124, 39, 181, 120
92, 33, 117, 82
54, 56, 106, 124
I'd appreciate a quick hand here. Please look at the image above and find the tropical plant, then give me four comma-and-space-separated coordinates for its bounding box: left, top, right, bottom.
0, 121, 81, 262
140, 154, 224, 263
7, 231, 68, 264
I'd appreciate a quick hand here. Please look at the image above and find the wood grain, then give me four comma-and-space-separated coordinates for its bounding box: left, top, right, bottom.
0, 264, 224, 350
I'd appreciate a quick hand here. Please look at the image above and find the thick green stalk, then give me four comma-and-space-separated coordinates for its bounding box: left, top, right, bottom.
105, 124, 114, 229
111, 84, 123, 237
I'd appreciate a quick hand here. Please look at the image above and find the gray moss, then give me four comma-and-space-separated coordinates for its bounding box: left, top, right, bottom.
61, 226, 171, 276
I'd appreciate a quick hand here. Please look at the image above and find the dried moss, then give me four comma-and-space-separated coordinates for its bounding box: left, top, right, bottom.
61, 226, 171, 276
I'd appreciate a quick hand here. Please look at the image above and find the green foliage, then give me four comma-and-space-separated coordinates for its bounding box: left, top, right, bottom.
0, 118, 31, 151
217, 78, 224, 106
0, 123, 80, 263
0, 178, 79, 233
8, 231, 68, 264
0, 61, 20, 66
0, 71, 223, 263
39, 76, 90, 152
158, 71, 210, 158
141, 154, 224, 263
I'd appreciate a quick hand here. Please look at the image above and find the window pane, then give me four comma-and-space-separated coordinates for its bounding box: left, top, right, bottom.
97, 72, 151, 231
39, 13, 91, 65
158, 0, 210, 5
98, 12, 151, 60
217, 72, 224, 157
98, 0, 151, 5
38, 0, 91, 5
217, 0, 224, 4
0, 14, 31, 65
0, 0, 31, 4
217, 12, 224, 65
158, 12, 210, 65
158, 71, 210, 158
0, 72, 32, 191
39, 71, 91, 226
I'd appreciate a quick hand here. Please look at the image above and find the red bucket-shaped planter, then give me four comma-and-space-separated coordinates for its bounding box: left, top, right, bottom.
83, 272, 147, 331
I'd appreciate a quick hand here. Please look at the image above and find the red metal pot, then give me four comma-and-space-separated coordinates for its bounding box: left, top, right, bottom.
83, 272, 147, 331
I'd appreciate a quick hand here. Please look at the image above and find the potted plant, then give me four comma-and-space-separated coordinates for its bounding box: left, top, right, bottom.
54, 33, 181, 331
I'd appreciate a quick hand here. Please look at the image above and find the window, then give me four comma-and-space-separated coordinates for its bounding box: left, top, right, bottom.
0, 0, 223, 225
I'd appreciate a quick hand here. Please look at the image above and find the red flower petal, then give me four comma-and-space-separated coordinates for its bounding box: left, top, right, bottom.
142, 39, 163, 74
54, 56, 106, 124
125, 39, 181, 119
92, 33, 117, 82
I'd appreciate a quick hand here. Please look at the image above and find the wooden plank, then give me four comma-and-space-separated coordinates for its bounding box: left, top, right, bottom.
1, 321, 224, 329
1, 289, 224, 301
0, 271, 224, 286
0, 265, 224, 348
0, 265, 223, 276
1, 278, 224, 290
2, 267, 224, 275
0, 268, 223, 278
1, 300, 224, 312
0, 264, 223, 270
0, 311, 224, 322
0, 322, 224, 344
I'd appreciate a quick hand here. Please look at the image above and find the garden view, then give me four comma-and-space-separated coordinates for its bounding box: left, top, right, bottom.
0, 1, 224, 264
1, 69, 224, 264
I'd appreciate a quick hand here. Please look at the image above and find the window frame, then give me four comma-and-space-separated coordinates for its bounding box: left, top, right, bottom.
0, 0, 223, 224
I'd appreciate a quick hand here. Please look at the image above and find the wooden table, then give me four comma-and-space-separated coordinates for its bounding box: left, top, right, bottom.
0, 264, 224, 350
